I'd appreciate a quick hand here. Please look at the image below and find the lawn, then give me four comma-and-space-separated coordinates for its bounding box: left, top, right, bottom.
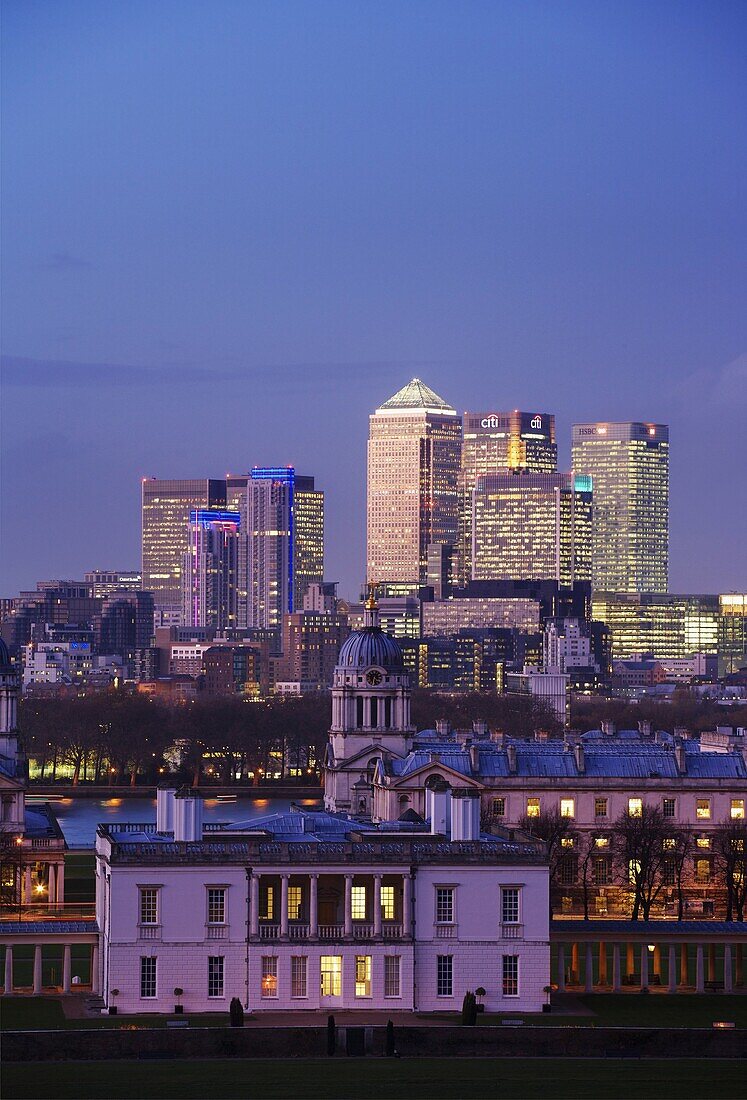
2, 1057, 745, 1100
0, 999, 236, 1031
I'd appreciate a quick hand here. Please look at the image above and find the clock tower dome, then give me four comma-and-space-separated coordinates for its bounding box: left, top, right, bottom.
324, 588, 414, 814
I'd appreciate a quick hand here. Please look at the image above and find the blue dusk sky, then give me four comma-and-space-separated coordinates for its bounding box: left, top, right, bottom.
1, 0, 745, 599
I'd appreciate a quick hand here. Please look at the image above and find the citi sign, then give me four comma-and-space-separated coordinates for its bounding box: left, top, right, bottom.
480, 415, 503, 429
530, 416, 542, 429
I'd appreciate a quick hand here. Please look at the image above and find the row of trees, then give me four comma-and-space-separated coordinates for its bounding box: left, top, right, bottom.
515, 806, 747, 921
18, 687, 562, 788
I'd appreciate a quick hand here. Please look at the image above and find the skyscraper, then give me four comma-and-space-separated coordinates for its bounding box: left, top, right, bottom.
247, 468, 324, 633
367, 379, 461, 587
472, 470, 592, 587
458, 410, 557, 583
141, 478, 226, 622
572, 423, 669, 593
181, 510, 240, 631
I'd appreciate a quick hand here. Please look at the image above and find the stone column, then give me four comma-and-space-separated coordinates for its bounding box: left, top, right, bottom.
626, 942, 635, 981
48, 864, 56, 909
63, 944, 72, 993
250, 874, 260, 938
653, 944, 661, 982
668, 945, 677, 993
91, 944, 100, 994
640, 944, 649, 989
585, 943, 594, 992
344, 875, 353, 937
403, 873, 412, 938
680, 943, 689, 987
280, 875, 289, 938
3, 946, 13, 995
707, 944, 716, 984
598, 943, 607, 986
724, 944, 733, 994
309, 874, 319, 937
373, 875, 382, 937
612, 944, 621, 992
56, 862, 65, 908
571, 942, 579, 984
23, 867, 32, 906
363, 698, 371, 729
33, 945, 42, 994
557, 944, 566, 991
735, 944, 743, 988
695, 944, 704, 993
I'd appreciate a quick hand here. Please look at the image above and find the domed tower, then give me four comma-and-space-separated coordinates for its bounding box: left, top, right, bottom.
324, 589, 414, 814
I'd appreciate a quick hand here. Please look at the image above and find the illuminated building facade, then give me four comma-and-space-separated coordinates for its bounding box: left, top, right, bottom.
572, 423, 669, 593
472, 471, 592, 587
367, 379, 461, 586
84, 570, 142, 598
458, 411, 556, 582
246, 468, 324, 635
591, 592, 720, 660
181, 511, 240, 632
719, 594, 747, 675
141, 479, 226, 622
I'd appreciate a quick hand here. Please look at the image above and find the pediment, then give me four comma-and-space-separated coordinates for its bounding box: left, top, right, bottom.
386, 762, 483, 790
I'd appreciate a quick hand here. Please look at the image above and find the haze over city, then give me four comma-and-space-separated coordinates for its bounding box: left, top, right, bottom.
2, 0, 746, 598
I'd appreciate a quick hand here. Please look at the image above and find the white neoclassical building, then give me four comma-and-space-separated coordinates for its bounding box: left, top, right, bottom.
95, 796, 549, 1015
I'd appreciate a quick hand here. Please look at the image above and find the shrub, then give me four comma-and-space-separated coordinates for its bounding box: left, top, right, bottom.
385, 1019, 395, 1057
229, 997, 244, 1027
327, 1014, 336, 1055
461, 990, 477, 1026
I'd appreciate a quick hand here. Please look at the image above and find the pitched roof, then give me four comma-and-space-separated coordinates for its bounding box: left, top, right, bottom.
377, 378, 456, 414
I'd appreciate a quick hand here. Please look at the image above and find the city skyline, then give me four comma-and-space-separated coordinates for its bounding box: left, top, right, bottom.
2, 2, 746, 598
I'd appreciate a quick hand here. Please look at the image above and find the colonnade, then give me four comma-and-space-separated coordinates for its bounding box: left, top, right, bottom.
1, 941, 99, 995
555, 939, 744, 993
248, 872, 412, 940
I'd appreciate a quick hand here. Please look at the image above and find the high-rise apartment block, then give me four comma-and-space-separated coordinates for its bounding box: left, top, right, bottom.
181, 510, 240, 631
367, 379, 461, 586
247, 468, 324, 633
472, 470, 592, 587
458, 411, 556, 583
572, 422, 668, 593
141, 478, 226, 622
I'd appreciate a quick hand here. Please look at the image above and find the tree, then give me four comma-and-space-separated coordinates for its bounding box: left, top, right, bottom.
611, 805, 670, 920
518, 807, 576, 915
713, 817, 747, 921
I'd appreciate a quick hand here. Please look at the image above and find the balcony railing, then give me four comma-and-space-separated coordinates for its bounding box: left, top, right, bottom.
353, 923, 374, 939
289, 924, 309, 940
206, 924, 227, 940
138, 924, 162, 940
259, 924, 280, 940
501, 923, 524, 940
382, 923, 403, 939
435, 924, 456, 938
318, 923, 344, 940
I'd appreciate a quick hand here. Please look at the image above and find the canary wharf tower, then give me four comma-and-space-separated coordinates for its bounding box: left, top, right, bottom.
572, 421, 669, 593
367, 379, 461, 587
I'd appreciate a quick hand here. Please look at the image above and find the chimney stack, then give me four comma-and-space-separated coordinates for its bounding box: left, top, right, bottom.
574, 742, 585, 774
674, 740, 687, 776
450, 789, 480, 841
469, 743, 480, 775
506, 743, 517, 775
638, 720, 653, 738
601, 720, 615, 737
472, 720, 488, 738
425, 777, 451, 836
156, 786, 177, 833
435, 719, 450, 739
173, 787, 204, 842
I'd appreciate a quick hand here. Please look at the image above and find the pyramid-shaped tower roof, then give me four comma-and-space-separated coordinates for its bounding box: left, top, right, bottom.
376, 378, 457, 415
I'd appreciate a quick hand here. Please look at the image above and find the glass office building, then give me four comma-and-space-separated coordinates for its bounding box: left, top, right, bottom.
181, 510, 240, 631
591, 592, 719, 660
141, 478, 226, 621
458, 411, 556, 583
572, 422, 669, 593
472, 470, 592, 587
367, 379, 461, 586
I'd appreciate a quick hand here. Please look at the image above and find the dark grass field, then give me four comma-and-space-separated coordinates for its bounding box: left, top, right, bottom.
2, 1057, 745, 1100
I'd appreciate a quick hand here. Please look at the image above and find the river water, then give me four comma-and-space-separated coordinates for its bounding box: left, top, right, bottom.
34, 795, 322, 848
